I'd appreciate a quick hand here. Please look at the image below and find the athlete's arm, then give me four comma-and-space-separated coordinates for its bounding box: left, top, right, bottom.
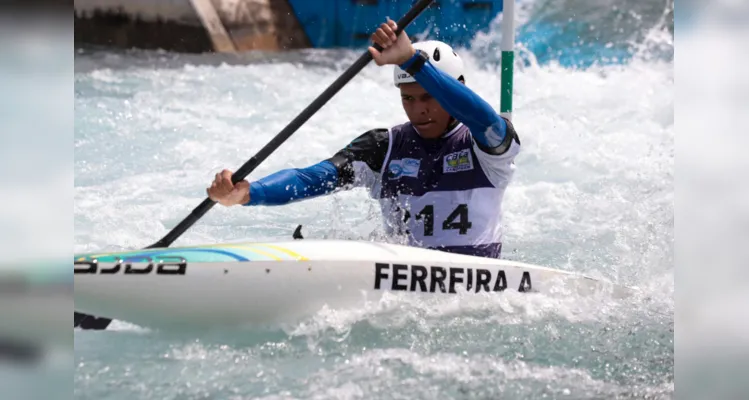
244, 161, 338, 206
245, 129, 389, 206
325, 128, 390, 187
399, 52, 515, 155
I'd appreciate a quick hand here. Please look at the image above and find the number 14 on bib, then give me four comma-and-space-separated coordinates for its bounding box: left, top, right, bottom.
404, 203, 473, 237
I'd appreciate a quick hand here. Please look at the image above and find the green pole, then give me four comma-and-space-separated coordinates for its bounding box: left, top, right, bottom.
500, 0, 515, 120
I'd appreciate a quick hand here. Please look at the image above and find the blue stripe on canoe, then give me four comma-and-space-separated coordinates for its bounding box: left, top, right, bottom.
121, 249, 250, 262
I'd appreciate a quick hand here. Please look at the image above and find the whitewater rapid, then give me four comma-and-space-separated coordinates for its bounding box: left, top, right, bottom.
73, 2, 673, 397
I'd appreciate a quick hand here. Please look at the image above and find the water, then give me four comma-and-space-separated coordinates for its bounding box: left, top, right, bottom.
73, 0, 673, 398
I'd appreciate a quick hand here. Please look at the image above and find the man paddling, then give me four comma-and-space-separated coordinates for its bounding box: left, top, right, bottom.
207, 18, 521, 259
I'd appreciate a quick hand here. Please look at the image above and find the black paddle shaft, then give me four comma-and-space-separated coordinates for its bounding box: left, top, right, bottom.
146, 0, 435, 249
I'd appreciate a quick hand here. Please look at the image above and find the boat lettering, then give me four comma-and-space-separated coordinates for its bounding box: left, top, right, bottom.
374, 263, 532, 293
74, 256, 187, 275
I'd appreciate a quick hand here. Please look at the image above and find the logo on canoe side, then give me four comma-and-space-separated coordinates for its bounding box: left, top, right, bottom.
74, 256, 187, 275
373, 262, 532, 293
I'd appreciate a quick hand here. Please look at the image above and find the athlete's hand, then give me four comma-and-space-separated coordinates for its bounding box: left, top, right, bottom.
207, 169, 250, 206
368, 18, 416, 66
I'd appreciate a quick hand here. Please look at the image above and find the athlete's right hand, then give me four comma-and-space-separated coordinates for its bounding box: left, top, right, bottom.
368, 18, 415, 66
207, 169, 250, 206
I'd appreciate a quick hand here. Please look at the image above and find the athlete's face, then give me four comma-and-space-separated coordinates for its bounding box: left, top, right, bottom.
399, 82, 452, 139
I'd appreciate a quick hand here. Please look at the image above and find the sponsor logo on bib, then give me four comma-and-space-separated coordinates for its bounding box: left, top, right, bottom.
388, 158, 421, 179
443, 149, 473, 173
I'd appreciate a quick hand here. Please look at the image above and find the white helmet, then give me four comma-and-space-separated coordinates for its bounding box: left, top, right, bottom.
393, 40, 465, 87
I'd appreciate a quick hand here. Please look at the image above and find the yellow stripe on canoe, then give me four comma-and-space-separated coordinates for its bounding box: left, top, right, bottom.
252, 244, 309, 261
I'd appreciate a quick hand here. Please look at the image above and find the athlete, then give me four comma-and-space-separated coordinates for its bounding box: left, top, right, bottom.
207, 18, 521, 258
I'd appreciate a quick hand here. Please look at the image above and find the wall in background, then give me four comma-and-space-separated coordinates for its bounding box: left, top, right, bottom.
288, 0, 504, 49
73, 0, 504, 52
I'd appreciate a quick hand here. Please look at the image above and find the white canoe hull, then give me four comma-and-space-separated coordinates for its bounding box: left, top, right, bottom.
74, 239, 630, 331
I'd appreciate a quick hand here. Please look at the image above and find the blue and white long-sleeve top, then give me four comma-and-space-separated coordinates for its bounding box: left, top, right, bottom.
244, 52, 521, 258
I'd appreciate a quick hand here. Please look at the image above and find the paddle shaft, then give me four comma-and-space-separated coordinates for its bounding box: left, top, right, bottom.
146, 0, 435, 249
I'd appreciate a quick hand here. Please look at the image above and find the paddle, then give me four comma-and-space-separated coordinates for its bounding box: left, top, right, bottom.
75, 0, 436, 330
147, 0, 434, 249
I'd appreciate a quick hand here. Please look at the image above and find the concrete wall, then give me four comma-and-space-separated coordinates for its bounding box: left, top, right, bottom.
74, 0, 310, 53
215, 0, 309, 51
